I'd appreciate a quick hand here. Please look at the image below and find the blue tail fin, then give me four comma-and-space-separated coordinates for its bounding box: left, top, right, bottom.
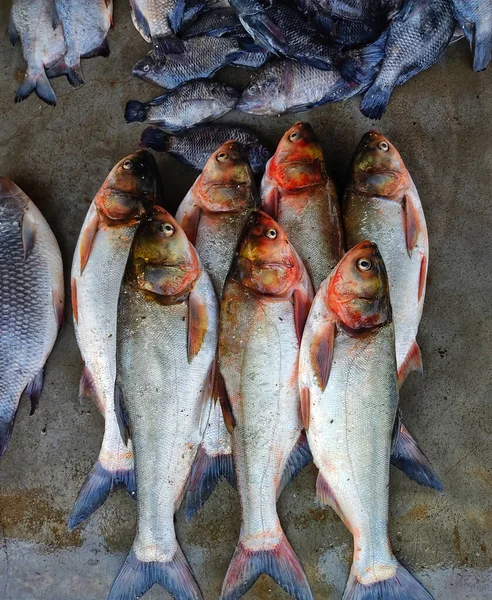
221, 535, 313, 600
125, 101, 147, 123
140, 127, 170, 152
0, 418, 15, 457
68, 461, 136, 529
277, 432, 312, 499
343, 563, 433, 600
339, 32, 387, 86
473, 29, 492, 71
108, 547, 202, 600
15, 71, 57, 106
360, 83, 392, 120
185, 445, 235, 521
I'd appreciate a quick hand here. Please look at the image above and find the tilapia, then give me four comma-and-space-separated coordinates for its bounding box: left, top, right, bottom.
343, 131, 442, 491
9, 0, 66, 105
230, 46, 270, 68
219, 211, 314, 600
125, 80, 239, 132
0, 178, 64, 456
261, 122, 344, 290
299, 241, 433, 600
451, 0, 492, 71
110, 207, 218, 600
140, 124, 271, 173
69, 151, 161, 529
175, 141, 258, 519
181, 6, 244, 39
47, 0, 113, 86
360, 0, 455, 119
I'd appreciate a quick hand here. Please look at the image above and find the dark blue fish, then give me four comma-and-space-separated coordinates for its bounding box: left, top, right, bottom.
181, 6, 245, 39
451, 0, 492, 71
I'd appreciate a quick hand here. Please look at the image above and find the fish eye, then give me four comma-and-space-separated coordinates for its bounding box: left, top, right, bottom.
248, 84, 258, 95
265, 228, 277, 239
216, 152, 228, 162
378, 141, 389, 152
143, 64, 150, 73
123, 160, 133, 170
159, 222, 175, 237
289, 131, 300, 141
356, 257, 372, 271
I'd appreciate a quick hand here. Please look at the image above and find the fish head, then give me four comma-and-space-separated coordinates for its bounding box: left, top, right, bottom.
231, 210, 300, 296
0, 178, 28, 221
132, 54, 164, 83
350, 130, 408, 197
131, 206, 200, 299
328, 240, 391, 330
209, 81, 241, 106
198, 140, 257, 212
270, 122, 326, 189
238, 68, 280, 114
97, 150, 161, 225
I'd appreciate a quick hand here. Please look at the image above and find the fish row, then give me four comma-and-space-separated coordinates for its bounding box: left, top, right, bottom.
68, 124, 440, 599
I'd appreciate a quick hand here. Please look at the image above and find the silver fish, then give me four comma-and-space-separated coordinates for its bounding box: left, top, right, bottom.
109, 207, 218, 600
299, 240, 433, 600
9, 0, 66, 105
0, 178, 64, 456
451, 0, 492, 71
69, 151, 161, 529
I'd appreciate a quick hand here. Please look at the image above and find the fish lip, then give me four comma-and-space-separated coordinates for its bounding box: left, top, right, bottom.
253, 261, 294, 269
205, 182, 250, 191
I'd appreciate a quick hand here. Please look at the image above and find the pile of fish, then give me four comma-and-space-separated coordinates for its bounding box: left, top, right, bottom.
69, 123, 442, 600
9, 0, 113, 106
127, 0, 492, 120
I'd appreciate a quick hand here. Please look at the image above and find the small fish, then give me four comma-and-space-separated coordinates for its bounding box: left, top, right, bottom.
9, 0, 66, 105
299, 240, 434, 600
46, 0, 113, 86
140, 124, 271, 173
219, 210, 314, 600
176, 141, 258, 519
110, 207, 218, 600
361, 0, 456, 119
69, 151, 161, 529
261, 122, 344, 290
125, 80, 239, 132
181, 6, 244, 39
0, 178, 64, 456
451, 0, 492, 71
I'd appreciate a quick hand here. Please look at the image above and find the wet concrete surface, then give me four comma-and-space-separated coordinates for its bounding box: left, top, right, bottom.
0, 2, 491, 599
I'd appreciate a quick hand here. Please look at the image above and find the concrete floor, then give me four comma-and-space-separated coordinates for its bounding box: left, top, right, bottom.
0, 2, 491, 599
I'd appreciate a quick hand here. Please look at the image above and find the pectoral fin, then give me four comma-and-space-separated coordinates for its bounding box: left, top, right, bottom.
114, 383, 130, 445
293, 287, 311, 344
187, 287, 209, 362
21, 209, 37, 260
310, 321, 335, 392
262, 186, 279, 220
402, 192, 421, 256
79, 211, 100, 273
180, 204, 200, 245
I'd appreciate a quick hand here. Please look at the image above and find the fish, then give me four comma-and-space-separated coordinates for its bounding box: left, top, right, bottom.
110, 206, 218, 600
46, 0, 113, 86
132, 35, 255, 89
230, 45, 270, 68
299, 240, 434, 600
125, 80, 239, 132
140, 124, 271, 173
360, 0, 456, 119
0, 178, 64, 456
181, 6, 244, 39
219, 210, 314, 600
9, 0, 66, 105
175, 141, 258, 519
261, 122, 344, 290
69, 151, 161, 529
451, 0, 492, 71
343, 131, 442, 491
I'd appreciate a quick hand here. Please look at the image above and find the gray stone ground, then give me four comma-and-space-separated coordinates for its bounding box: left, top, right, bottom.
0, 2, 491, 599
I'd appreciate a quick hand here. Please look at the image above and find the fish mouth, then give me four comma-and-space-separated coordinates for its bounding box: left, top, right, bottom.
253, 261, 294, 270
205, 182, 250, 191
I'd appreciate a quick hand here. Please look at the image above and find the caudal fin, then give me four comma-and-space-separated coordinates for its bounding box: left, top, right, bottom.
221, 535, 313, 600
473, 28, 492, 72
185, 445, 235, 521
15, 70, 57, 106
108, 547, 202, 600
339, 31, 387, 87
343, 562, 433, 600
0, 418, 16, 457
360, 83, 392, 119
140, 127, 169, 152
68, 461, 136, 529
125, 100, 147, 123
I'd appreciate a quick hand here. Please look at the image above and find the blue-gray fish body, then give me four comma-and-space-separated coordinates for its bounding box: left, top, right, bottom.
181, 6, 244, 39
451, 0, 492, 70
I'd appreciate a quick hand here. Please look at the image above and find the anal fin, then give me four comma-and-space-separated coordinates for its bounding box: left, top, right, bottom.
277, 432, 312, 499
398, 340, 422, 386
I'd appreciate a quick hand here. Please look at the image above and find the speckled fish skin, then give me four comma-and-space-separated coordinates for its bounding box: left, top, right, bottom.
219, 211, 314, 600
0, 178, 63, 457
360, 0, 455, 119
299, 241, 433, 600
140, 124, 271, 173
451, 0, 492, 71
125, 80, 239, 132
110, 207, 217, 600
343, 131, 428, 386
9, 0, 66, 105
69, 151, 161, 529
261, 123, 344, 290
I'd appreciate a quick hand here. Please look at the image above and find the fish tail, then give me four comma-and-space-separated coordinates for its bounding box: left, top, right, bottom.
340, 31, 388, 88
185, 445, 235, 521
15, 70, 57, 106
108, 547, 202, 600
360, 83, 392, 120
277, 431, 312, 499
152, 33, 185, 58
0, 417, 16, 458
473, 27, 492, 72
46, 59, 84, 87
140, 127, 170, 152
68, 460, 136, 529
221, 535, 313, 600
343, 562, 433, 600
124, 100, 147, 123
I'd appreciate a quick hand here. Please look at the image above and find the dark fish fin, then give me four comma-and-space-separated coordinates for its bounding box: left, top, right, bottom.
402, 191, 421, 256
140, 127, 170, 152
81, 37, 110, 59
152, 33, 185, 58
169, 0, 186, 34
277, 432, 312, 499
185, 445, 235, 521
237, 37, 265, 54
221, 535, 313, 600
52, 2, 60, 28
360, 83, 392, 120
68, 461, 137, 529
124, 100, 147, 123
397, 0, 431, 22
243, 13, 287, 47
344, 563, 433, 600
450, 24, 465, 45
21, 209, 37, 260
114, 383, 130, 445
132, 2, 151, 40
398, 340, 423, 385
15, 71, 57, 106
8, 12, 19, 46
316, 472, 343, 518
52, 288, 64, 332
0, 417, 16, 457
25, 369, 45, 415
108, 547, 202, 600
473, 27, 492, 71
391, 410, 443, 492
339, 31, 387, 86
79, 210, 100, 273
47, 58, 84, 87
293, 287, 311, 344
309, 321, 335, 393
